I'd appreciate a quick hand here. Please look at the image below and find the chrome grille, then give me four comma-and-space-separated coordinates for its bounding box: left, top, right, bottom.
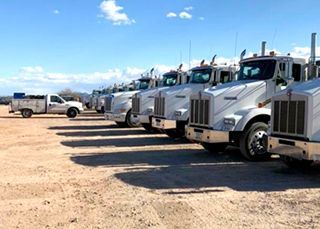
273, 100, 306, 136
190, 98, 210, 126
132, 97, 140, 114
105, 97, 113, 112
154, 97, 165, 117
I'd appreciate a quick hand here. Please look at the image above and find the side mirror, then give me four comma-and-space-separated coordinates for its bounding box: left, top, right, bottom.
275, 77, 287, 86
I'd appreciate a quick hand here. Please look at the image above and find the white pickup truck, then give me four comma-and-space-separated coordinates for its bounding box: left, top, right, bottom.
9, 93, 84, 118
131, 65, 189, 131
151, 57, 238, 138
104, 72, 159, 127
186, 34, 316, 161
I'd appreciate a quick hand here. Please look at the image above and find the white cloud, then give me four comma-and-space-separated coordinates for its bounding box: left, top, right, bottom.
53, 10, 60, 15
199, 17, 205, 21
99, 0, 135, 25
166, 12, 177, 18
184, 6, 193, 11
179, 11, 192, 20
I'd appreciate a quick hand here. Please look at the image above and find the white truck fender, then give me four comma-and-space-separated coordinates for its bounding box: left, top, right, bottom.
233, 107, 271, 131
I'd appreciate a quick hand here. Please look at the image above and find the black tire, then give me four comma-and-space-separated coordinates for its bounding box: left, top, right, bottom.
101, 106, 105, 114
165, 129, 184, 139
280, 155, 313, 169
126, 110, 140, 128
116, 122, 129, 128
21, 109, 33, 118
239, 122, 270, 161
67, 108, 78, 118
201, 142, 227, 153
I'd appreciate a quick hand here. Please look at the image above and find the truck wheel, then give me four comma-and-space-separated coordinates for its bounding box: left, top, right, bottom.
164, 129, 184, 139
280, 155, 313, 169
240, 122, 270, 161
101, 106, 105, 114
201, 143, 227, 153
21, 109, 33, 118
126, 110, 140, 128
67, 108, 78, 118
116, 122, 129, 128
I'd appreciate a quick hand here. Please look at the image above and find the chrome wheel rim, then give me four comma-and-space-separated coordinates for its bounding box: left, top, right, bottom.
248, 130, 267, 156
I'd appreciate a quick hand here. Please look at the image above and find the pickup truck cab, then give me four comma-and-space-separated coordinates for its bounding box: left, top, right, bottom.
9, 93, 84, 118
151, 58, 238, 138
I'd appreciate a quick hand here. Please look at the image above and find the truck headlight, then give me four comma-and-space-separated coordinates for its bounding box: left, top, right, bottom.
175, 111, 182, 117
224, 118, 236, 126
147, 107, 154, 114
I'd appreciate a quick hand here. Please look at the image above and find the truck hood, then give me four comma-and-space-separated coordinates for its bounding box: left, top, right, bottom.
155, 83, 207, 119
159, 83, 206, 98
66, 101, 83, 108
202, 80, 267, 129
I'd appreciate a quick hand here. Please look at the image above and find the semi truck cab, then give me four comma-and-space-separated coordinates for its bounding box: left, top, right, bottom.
151, 58, 238, 138
186, 40, 311, 160
131, 65, 189, 132
104, 69, 160, 127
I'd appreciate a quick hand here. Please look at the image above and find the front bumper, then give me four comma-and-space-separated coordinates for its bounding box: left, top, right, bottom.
137, 114, 150, 124
152, 117, 176, 130
186, 126, 229, 143
104, 112, 127, 122
268, 136, 320, 161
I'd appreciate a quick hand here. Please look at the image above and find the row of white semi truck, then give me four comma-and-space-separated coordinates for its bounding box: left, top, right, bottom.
100, 33, 320, 168
9, 33, 320, 168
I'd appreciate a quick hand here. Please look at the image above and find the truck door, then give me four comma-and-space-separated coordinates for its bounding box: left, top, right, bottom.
266, 60, 289, 98
47, 95, 67, 114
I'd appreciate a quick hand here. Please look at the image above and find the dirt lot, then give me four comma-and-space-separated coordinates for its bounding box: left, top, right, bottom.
0, 105, 320, 228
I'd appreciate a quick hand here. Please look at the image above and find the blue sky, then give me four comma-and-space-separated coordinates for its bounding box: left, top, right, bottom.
0, 0, 320, 95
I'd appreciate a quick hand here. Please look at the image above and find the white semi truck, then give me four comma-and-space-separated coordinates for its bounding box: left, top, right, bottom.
131, 64, 189, 132
186, 34, 316, 161
9, 93, 84, 118
95, 84, 127, 114
268, 36, 320, 167
151, 57, 238, 138
104, 69, 159, 127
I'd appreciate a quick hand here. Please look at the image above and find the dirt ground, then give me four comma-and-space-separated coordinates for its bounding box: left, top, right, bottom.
0, 105, 320, 228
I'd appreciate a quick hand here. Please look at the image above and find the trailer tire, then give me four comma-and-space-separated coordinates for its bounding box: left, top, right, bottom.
280, 155, 313, 169
201, 143, 227, 153
67, 108, 78, 118
239, 122, 270, 161
21, 109, 33, 118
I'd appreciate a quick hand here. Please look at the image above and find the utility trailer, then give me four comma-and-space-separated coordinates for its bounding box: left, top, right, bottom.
187, 33, 316, 161
9, 93, 84, 118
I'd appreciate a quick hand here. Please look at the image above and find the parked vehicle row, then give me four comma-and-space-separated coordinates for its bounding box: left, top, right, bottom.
104, 33, 320, 168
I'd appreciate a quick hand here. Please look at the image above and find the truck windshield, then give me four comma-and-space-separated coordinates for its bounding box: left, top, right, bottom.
238, 60, 276, 81
190, 68, 212, 84
138, 80, 150, 90
163, 74, 178, 86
